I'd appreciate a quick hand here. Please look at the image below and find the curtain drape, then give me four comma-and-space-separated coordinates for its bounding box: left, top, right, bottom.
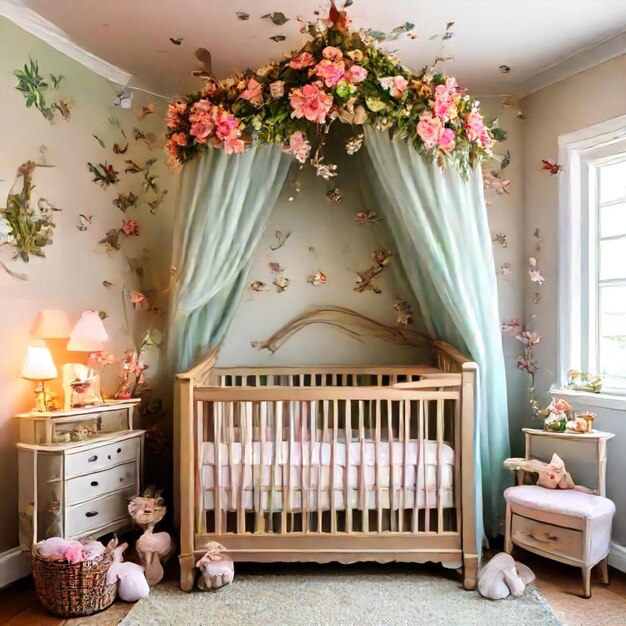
168, 145, 291, 371
363, 127, 511, 544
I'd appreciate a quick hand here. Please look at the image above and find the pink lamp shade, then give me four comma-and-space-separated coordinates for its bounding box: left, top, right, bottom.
31, 309, 72, 339
67, 311, 109, 352
21, 346, 58, 381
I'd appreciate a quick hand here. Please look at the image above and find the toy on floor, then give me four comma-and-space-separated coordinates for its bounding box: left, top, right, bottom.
196, 542, 235, 590
128, 489, 175, 586
36, 536, 106, 563
106, 537, 150, 602
478, 552, 535, 600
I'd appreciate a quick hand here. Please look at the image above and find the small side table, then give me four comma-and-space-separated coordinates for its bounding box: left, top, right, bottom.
505, 428, 616, 598
523, 428, 614, 496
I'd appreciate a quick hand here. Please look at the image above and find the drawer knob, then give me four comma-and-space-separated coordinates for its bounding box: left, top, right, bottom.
85, 511, 99, 518
117, 448, 122, 453
88, 455, 98, 463
90, 481, 99, 487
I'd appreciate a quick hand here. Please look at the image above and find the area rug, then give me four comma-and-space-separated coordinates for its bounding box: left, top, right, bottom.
122, 563, 560, 626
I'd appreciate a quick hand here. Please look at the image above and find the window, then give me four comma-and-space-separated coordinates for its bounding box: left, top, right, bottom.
559, 115, 626, 393
594, 158, 626, 388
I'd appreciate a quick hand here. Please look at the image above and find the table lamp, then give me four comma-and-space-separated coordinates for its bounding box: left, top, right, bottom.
65, 311, 109, 409
21, 345, 58, 412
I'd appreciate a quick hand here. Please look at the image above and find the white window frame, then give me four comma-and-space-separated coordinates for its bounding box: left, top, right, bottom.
558, 113, 626, 396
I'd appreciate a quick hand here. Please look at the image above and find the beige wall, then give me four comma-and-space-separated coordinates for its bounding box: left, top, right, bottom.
0, 18, 176, 551
521, 55, 626, 399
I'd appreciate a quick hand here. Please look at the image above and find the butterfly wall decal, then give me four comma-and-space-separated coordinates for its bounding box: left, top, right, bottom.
76, 214, 92, 231
541, 160, 564, 175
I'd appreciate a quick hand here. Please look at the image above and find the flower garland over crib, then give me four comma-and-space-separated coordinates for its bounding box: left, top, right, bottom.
166, 3, 496, 176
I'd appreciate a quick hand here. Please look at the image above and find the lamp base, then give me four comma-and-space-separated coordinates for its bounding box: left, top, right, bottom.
33, 381, 60, 412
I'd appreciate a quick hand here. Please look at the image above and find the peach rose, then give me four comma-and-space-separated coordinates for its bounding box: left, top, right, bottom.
239, 78, 263, 106
346, 65, 368, 83
289, 51, 315, 70
314, 59, 346, 87
282, 131, 311, 163
416, 111, 442, 149
465, 111, 493, 148
290, 83, 333, 124
322, 46, 343, 62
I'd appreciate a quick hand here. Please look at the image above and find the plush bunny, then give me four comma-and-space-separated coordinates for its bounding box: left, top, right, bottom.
129, 489, 175, 586
478, 552, 535, 600
106, 538, 150, 602
196, 542, 235, 590
504, 455, 593, 493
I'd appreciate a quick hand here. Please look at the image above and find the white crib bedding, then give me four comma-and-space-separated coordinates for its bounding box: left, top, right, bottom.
201, 440, 455, 512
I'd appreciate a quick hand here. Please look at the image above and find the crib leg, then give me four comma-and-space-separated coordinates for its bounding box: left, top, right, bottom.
463, 554, 478, 590
179, 553, 196, 592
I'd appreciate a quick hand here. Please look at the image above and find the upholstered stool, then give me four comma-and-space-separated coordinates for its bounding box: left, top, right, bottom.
504, 485, 615, 598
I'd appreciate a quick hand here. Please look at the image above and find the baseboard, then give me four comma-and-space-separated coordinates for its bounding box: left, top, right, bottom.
609, 541, 626, 574
0, 547, 31, 589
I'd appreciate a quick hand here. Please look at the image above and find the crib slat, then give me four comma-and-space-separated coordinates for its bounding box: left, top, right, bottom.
410, 400, 419, 534
301, 401, 309, 533
454, 397, 462, 534
387, 400, 396, 533
358, 400, 367, 533
196, 401, 206, 534
318, 400, 327, 532
214, 401, 222, 535
437, 398, 444, 534
423, 400, 430, 533
288, 401, 294, 532
258, 401, 267, 532
331, 400, 338, 533
398, 400, 405, 533
345, 399, 353, 533
375, 398, 382, 534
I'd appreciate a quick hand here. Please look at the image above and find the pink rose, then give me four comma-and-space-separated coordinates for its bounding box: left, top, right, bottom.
223, 136, 245, 154
465, 111, 493, 148
290, 83, 334, 124
379, 75, 408, 99
289, 51, 315, 70
345, 65, 368, 83
282, 131, 311, 163
189, 118, 213, 143
322, 46, 343, 62
416, 111, 443, 149
239, 78, 263, 106
433, 80, 459, 122
189, 99, 212, 116
270, 80, 285, 98
212, 109, 239, 141
314, 59, 346, 87
438, 127, 456, 153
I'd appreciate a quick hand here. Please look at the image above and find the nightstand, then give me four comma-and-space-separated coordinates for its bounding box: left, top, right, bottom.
16, 400, 144, 550
505, 428, 616, 597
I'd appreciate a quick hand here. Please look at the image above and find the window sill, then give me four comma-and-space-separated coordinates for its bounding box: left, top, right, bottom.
552, 388, 626, 412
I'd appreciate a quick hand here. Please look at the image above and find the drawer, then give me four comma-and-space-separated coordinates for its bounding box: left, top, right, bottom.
511, 514, 583, 560
66, 461, 137, 505
65, 436, 140, 477
66, 486, 137, 538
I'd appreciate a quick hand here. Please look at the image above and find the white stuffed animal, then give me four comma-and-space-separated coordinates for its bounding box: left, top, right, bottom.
478, 552, 535, 600
106, 539, 150, 602
196, 542, 234, 590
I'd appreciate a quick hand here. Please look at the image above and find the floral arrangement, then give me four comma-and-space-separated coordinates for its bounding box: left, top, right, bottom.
542, 398, 572, 432
566, 369, 603, 394
165, 3, 496, 176
0, 160, 57, 281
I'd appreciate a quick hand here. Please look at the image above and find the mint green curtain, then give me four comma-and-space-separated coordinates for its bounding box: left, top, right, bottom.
169, 145, 291, 371
363, 128, 511, 544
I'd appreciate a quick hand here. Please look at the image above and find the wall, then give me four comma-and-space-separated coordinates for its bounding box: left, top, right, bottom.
0, 18, 176, 554
521, 55, 626, 399
521, 55, 626, 563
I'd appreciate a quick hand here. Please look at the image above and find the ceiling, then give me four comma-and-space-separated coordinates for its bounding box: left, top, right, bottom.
17, 0, 626, 97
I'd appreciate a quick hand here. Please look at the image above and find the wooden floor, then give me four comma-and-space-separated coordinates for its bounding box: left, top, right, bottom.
1, 551, 625, 625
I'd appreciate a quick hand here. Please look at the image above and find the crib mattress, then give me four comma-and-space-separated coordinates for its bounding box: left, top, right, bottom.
201, 440, 455, 512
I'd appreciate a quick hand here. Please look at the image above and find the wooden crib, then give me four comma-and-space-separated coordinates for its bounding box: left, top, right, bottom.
177, 340, 478, 591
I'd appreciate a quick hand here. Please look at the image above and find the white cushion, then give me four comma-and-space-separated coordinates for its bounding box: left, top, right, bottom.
504, 485, 615, 520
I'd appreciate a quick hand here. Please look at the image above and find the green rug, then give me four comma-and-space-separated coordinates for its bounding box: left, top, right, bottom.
122, 563, 560, 626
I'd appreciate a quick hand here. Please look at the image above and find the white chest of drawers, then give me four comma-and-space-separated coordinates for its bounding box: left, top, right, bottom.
16, 401, 144, 549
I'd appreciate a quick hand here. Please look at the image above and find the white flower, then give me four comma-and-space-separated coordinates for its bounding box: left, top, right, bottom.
0, 218, 11, 244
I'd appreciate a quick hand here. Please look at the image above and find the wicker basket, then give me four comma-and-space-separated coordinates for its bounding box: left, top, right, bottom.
32, 552, 116, 618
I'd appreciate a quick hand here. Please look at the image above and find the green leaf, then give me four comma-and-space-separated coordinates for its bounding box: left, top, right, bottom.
365, 96, 387, 112
262, 12, 289, 25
